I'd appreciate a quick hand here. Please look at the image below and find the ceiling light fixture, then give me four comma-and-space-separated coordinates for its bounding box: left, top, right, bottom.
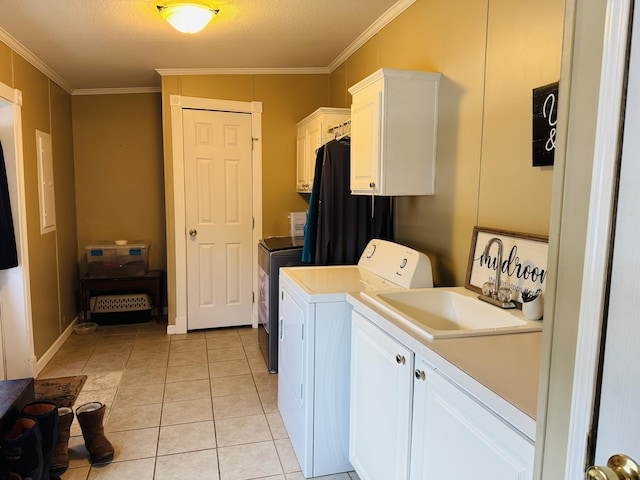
157, 2, 219, 34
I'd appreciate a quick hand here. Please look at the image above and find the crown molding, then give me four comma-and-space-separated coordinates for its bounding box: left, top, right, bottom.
327, 0, 416, 72
156, 67, 330, 76
72, 86, 161, 96
0, 27, 73, 94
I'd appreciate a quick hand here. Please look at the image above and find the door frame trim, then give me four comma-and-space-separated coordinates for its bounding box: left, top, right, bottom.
562, 0, 631, 476
169, 95, 263, 334
0, 81, 36, 378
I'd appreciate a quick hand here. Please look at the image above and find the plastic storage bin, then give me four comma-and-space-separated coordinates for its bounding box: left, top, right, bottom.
85, 241, 150, 277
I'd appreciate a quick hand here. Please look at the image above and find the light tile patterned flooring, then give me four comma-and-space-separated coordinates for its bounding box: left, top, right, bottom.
37, 319, 360, 480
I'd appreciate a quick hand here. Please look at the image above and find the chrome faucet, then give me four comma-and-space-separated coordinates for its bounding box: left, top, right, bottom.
479, 237, 515, 308
483, 237, 503, 299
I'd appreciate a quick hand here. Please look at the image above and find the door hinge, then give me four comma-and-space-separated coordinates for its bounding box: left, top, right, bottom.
252, 137, 258, 151
252, 291, 255, 303
252, 217, 255, 229
301, 324, 304, 340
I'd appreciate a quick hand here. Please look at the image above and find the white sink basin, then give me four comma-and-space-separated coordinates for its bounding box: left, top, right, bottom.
362, 287, 542, 339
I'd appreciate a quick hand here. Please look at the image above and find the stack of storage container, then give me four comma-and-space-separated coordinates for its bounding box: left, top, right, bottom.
84, 240, 152, 324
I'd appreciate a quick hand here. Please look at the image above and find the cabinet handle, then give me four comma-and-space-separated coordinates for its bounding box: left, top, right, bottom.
415, 369, 426, 381
395, 354, 406, 365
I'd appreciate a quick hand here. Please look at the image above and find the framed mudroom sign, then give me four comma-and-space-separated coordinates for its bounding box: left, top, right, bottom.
465, 226, 549, 304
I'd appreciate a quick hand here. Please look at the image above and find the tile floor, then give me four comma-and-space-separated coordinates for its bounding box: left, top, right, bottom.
37, 319, 360, 480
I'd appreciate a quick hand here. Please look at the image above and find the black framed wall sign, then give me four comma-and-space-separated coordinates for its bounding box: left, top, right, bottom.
532, 81, 559, 167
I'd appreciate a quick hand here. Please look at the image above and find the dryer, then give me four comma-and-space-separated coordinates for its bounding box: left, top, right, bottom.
278, 239, 433, 478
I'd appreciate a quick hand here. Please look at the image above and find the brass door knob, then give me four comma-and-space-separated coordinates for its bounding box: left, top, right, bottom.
586, 454, 640, 480
189, 228, 197, 237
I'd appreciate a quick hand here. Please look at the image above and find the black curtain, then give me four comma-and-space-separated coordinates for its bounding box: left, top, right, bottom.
0, 141, 18, 270
303, 139, 392, 265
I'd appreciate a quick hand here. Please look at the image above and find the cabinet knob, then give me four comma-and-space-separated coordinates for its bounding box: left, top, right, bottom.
415, 369, 426, 381
369, 182, 376, 188
395, 354, 406, 365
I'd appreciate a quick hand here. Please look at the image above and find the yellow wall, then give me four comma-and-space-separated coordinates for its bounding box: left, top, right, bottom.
0, 43, 11, 86
330, 0, 564, 286
51, 82, 79, 333
4, 50, 79, 358
72, 94, 166, 274
479, 0, 560, 233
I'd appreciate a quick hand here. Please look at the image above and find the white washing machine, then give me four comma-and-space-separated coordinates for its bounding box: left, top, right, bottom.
278, 239, 433, 478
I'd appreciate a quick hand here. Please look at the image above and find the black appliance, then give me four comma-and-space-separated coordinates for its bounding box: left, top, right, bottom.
258, 236, 304, 373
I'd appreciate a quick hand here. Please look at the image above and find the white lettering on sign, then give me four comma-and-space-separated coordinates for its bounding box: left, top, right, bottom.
543, 92, 557, 152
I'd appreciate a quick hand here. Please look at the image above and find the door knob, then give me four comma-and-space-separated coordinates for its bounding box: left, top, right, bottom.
586, 454, 640, 480
189, 228, 197, 237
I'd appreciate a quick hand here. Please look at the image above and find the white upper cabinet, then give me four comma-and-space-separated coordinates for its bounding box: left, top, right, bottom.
349, 68, 441, 196
296, 107, 350, 193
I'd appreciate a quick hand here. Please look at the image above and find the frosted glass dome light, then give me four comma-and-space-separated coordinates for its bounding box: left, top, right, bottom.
157, 3, 219, 34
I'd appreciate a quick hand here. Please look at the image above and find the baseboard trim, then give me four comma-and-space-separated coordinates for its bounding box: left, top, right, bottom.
33, 317, 78, 376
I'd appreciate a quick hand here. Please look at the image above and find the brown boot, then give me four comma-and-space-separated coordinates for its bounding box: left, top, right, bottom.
75, 402, 114, 465
49, 407, 73, 475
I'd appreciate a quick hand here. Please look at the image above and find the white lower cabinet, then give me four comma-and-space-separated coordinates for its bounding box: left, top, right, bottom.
350, 311, 414, 480
350, 311, 534, 480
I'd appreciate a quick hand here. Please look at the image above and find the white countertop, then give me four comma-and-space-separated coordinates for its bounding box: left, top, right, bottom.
346, 291, 542, 440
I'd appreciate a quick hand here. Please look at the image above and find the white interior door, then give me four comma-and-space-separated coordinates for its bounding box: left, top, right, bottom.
588, 2, 640, 471
183, 109, 253, 330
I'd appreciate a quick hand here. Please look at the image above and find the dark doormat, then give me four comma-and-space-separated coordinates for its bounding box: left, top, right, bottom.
34, 375, 87, 408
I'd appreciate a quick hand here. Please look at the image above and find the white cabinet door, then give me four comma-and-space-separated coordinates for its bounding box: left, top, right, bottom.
295, 118, 320, 193
296, 128, 309, 192
411, 356, 534, 480
350, 89, 381, 194
350, 311, 413, 480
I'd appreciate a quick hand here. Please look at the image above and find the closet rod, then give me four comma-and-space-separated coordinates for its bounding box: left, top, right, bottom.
327, 119, 351, 134
327, 119, 351, 139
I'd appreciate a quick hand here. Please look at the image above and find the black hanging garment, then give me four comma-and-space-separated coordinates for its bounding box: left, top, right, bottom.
313, 139, 392, 265
0, 141, 18, 270
301, 143, 326, 264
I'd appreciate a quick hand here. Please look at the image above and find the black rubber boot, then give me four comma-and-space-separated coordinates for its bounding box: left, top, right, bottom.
0, 418, 43, 480
21, 402, 58, 480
